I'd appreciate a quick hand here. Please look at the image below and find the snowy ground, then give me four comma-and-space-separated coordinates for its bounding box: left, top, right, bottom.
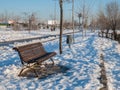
0, 29, 75, 42
0, 29, 120, 90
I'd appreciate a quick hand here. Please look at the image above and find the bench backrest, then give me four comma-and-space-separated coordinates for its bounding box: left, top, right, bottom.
13, 42, 46, 64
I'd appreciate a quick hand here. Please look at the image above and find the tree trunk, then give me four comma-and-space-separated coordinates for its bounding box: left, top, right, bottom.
59, 0, 63, 54
113, 29, 117, 40
106, 29, 109, 38
112, 23, 117, 40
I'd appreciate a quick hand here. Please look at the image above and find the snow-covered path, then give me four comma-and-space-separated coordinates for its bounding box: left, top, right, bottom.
94, 37, 120, 90
103, 40, 120, 90
0, 31, 120, 90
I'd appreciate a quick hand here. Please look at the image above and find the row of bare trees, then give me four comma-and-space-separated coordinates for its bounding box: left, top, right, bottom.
94, 1, 120, 40
0, 12, 39, 31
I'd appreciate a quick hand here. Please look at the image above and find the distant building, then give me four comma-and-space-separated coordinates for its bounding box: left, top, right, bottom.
0, 20, 9, 29
8, 20, 15, 24
48, 20, 59, 26
47, 20, 59, 30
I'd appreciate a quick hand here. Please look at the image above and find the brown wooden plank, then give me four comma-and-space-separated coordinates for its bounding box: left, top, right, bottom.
20, 47, 46, 57
17, 42, 42, 52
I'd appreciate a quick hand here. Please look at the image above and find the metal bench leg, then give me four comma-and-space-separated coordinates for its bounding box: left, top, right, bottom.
19, 67, 39, 77
18, 67, 26, 76
32, 68, 39, 77
50, 58, 54, 66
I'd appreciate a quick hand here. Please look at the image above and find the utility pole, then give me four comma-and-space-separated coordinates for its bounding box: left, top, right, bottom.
72, 0, 75, 43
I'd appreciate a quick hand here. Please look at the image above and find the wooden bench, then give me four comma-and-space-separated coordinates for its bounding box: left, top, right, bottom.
13, 42, 56, 77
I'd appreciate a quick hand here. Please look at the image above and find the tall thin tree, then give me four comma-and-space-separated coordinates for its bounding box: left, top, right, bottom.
59, 0, 63, 54
72, 0, 75, 42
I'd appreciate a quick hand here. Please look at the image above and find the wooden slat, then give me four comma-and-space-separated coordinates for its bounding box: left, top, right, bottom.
18, 43, 42, 52
20, 47, 46, 57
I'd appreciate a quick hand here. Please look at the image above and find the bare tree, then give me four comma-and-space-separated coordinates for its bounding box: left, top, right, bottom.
13, 15, 21, 30
29, 13, 38, 30
58, 0, 71, 54
117, 17, 120, 29
78, 0, 93, 36
97, 1, 120, 39
0, 11, 10, 24
59, 0, 63, 54
97, 10, 108, 30
106, 1, 120, 39
52, 0, 72, 54
90, 16, 97, 32
97, 10, 110, 37
63, 20, 72, 29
